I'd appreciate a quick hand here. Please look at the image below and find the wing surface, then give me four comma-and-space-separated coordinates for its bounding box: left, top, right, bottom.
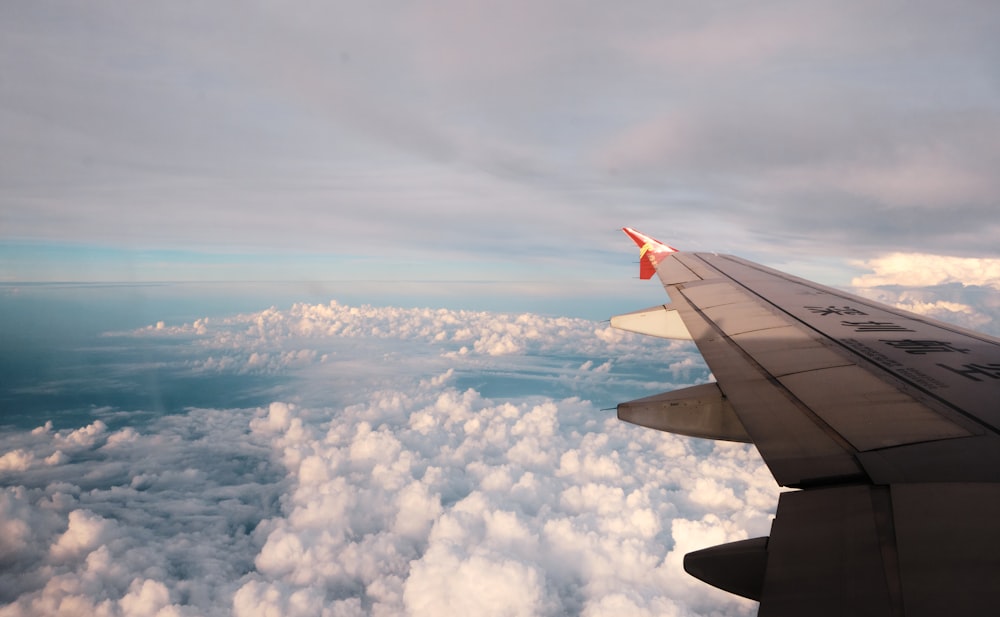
613, 228, 1000, 617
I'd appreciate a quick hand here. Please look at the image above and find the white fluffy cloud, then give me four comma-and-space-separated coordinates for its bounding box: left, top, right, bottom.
0, 407, 284, 617
1, 303, 777, 616
849, 254, 1000, 334
116, 301, 702, 409
231, 387, 775, 617
852, 253, 1000, 290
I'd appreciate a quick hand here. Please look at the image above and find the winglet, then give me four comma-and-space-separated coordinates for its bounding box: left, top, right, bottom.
622, 227, 678, 280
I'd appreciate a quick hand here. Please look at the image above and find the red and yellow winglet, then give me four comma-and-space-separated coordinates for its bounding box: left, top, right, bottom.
622, 227, 678, 280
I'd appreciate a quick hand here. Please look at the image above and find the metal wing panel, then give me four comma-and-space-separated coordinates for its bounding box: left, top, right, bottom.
668, 287, 864, 486
671, 251, 724, 280
655, 254, 702, 284
654, 251, 987, 485
890, 484, 1000, 617
778, 365, 972, 451
702, 301, 791, 335
679, 280, 755, 308
697, 253, 1000, 433
730, 327, 853, 377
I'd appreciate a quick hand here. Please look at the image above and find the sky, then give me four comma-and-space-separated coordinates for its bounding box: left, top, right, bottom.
2, 1, 1000, 285
3, 3, 1000, 616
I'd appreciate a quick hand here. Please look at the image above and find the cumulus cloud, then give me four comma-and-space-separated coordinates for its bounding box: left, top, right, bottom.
851, 253, 1000, 290
232, 383, 775, 617
0, 301, 777, 616
118, 301, 701, 409
848, 253, 1000, 334
0, 450, 35, 472
49, 509, 112, 562
0, 408, 285, 616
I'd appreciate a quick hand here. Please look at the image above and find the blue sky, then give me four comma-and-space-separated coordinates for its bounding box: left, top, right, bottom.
3, 1, 1000, 286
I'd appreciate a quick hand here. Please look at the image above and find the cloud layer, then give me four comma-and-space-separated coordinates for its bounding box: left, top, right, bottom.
3, 1, 1000, 280
0, 409, 282, 617
1, 301, 779, 616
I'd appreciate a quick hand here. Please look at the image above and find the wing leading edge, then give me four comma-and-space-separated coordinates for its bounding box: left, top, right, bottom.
613, 228, 1000, 617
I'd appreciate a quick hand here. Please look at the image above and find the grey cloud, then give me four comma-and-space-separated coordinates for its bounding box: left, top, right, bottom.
0, 408, 284, 615
3, 1, 1000, 264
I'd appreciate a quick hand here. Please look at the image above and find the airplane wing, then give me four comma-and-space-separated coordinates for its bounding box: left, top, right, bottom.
612, 228, 1000, 617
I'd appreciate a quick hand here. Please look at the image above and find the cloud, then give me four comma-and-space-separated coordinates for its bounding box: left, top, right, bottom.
852, 253, 1000, 290
847, 253, 1000, 334
49, 509, 112, 562
0, 301, 775, 616
888, 298, 991, 327
4, 1, 1000, 271
36, 272, 1000, 615
121, 301, 698, 395
850, 285, 1000, 335
0, 407, 285, 615
231, 381, 775, 616
0, 450, 35, 472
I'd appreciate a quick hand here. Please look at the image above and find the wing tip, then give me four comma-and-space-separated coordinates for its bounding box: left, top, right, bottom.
622, 227, 678, 279
621, 227, 679, 253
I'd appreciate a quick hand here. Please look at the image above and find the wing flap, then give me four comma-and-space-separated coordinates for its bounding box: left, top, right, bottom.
891, 483, 1000, 617
732, 483, 1000, 617
758, 486, 900, 617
